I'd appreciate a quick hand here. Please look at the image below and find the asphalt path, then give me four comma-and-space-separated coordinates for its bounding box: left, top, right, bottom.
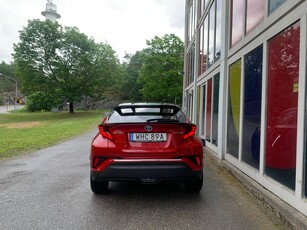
0, 130, 289, 230
0, 105, 25, 113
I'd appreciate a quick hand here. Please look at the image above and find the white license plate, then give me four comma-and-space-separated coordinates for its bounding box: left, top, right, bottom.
130, 133, 167, 142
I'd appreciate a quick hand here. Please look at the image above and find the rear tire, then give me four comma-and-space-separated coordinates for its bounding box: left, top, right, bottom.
90, 176, 109, 194
185, 175, 203, 193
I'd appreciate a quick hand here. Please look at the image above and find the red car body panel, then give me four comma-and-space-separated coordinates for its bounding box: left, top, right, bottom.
90, 103, 204, 193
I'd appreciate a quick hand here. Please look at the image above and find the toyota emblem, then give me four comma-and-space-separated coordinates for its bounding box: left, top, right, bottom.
144, 125, 153, 132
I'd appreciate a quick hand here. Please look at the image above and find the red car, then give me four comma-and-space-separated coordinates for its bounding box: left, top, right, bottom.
90, 103, 204, 194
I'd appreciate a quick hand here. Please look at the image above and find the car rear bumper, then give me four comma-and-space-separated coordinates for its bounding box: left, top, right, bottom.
91, 159, 203, 184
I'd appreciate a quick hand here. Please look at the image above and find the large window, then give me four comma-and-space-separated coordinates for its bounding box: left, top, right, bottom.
242, 45, 263, 169
187, 0, 196, 43
208, 3, 216, 67
203, 75, 220, 146
198, 17, 208, 76
227, 60, 242, 157
201, 84, 206, 136
205, 79, 212, 141
187, 41, 196, 86
265, 22, 300, 190
231, 0, 265, 47
231, 0, 244, 47
246, 0, 265, 34
198, 0, 222, 74
212, 73, 220, 145
215, 0, 222, 62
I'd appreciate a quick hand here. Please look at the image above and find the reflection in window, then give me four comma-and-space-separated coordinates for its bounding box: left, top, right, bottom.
212, 74, 220, 146
201, 84, 206, 136
215, 0, 222, 62
203, 17, 208, 73
196, 86, 201, 133
208, 3, 215, 68
269, 0, 286, 14
200, 0, 209, 17
187, 0, 196, 43
206, 79, 212, 141
198, 17, 208, 76
188, 42, 195, 85
198, 25, 204, 77
231, 0, 244, 47
227, 60, 241, 158
246, 0, 265, 33
265, 21, 300, 190
242, 45, 263, 169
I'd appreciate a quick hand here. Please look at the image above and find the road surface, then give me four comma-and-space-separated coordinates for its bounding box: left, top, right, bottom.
0, 130, 289, 230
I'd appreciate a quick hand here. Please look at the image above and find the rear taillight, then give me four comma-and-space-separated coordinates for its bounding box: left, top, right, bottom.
183, 125, 197, 139
98, 125, 112, 140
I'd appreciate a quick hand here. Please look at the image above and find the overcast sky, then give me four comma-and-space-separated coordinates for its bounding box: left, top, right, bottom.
0, 0, 185, 63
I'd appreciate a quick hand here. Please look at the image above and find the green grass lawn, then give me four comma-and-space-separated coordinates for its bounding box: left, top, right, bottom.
0, 110, 106, 159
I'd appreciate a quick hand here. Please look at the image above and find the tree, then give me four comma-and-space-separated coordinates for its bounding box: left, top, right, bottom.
13, 19, 120, 113
0, 62, 18, 105
138, 34, 184, 104
119, 51, 145, 101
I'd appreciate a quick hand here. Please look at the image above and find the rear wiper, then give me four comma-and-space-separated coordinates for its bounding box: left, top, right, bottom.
146, 118, 179, 123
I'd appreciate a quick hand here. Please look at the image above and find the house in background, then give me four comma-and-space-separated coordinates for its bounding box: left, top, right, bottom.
183, 0, 307, 216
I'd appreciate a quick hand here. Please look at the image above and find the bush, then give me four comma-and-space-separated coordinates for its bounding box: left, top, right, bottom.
26, 92, 60, 112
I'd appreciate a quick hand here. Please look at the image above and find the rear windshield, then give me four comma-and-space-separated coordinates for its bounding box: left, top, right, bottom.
108, 106, 188, 123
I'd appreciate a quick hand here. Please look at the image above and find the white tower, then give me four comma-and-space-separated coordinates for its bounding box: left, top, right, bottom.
41, 0, 61, 22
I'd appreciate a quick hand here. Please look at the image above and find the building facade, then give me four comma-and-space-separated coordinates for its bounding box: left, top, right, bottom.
183, 0, 307, 216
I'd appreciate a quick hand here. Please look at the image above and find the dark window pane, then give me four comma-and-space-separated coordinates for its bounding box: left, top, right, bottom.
227, 60, 241, 158
246, 0, 265, 33
212, 74, 220, 146
242, 45, 263, 169
206, 79, 213, 141
203, 16, 209, 72
215, 0, 222, 61
201, 84, 206, 136
231, 0, 244, 47
197, 86, 201, 132
208, 3, 215, 67
198, 24, 204, 76
265, 21, 300, 190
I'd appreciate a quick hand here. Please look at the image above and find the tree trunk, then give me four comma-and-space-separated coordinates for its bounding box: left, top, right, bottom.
69, 102, 74, 113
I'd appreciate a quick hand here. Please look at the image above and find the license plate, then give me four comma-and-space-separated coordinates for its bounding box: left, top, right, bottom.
130, 133, 167, 142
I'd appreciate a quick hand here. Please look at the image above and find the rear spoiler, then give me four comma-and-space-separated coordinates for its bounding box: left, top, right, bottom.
113, 104, 181, 117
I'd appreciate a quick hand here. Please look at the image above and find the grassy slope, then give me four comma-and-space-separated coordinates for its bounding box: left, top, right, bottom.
0, 111, 104, 159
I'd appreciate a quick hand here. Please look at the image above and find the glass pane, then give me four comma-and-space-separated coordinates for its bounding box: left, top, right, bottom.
206, 79, 212, 141
231, 0, 244, 47
227, 60, 241, 158
265, 21, 300, 190
201, 84, 206, 136
208, 3, 215, 68
215, 0, 222, 61
197, 86, 201, 133
189, 42, 195, 85
242, 45, 263, 169
269, 0, 286, 14
212, 73, 220, 146
198, 25, 204, 76
246, 0, 265, 33
203, 16, 208, 73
